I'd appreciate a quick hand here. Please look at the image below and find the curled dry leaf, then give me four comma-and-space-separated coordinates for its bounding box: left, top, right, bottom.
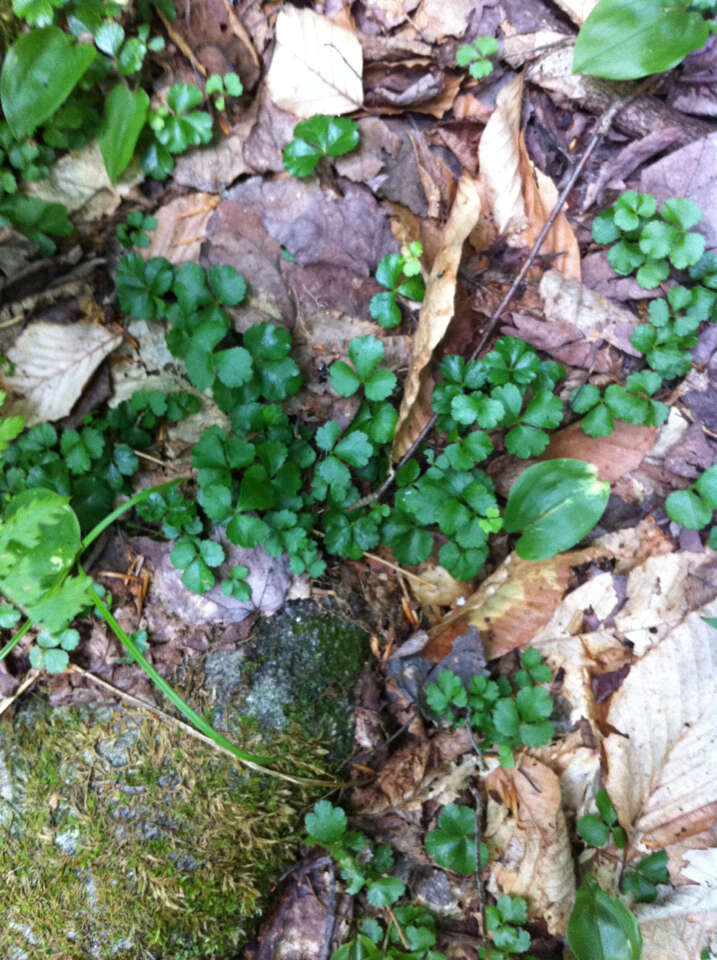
1, 321, 122, 425
266, 6, 363, 117
541, 419, 656, 484
478, 77, 580, 278
592, 515, 673, 574
485, 757, 575, 933
604, 601, 717, 843
550, 0, 599, 25
422, 547, 610, 661
391, 172, 481, 460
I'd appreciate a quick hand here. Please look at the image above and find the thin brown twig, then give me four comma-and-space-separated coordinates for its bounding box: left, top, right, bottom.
348, 77, 656, 513
469, 783, 489, 959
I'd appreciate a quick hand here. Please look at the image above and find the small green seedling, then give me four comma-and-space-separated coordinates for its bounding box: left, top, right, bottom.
329, 335, 397, 401
425, 802, 488, 875
631, 287, 703, 380
571, 370, 668, 438
577, 789, 627, 849
482, 894, 536, 959
205, 72, 243, 111
221, 564, 251, 601
94, 21, 165, 75
456, 35, 499, 78
593, 192, 706, 289
282, 115, 359, 178
665, 463, 717, 544
142, 83, 213, 180
117, 209, 158, 249
370, 245, 425, 328
28, 627, 80, 673
621, 850, 669, 903
170, 536, 226, 593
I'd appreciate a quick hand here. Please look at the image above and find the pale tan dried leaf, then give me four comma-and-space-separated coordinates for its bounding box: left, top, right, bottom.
144, 192, 221, 264
478, 74, 526, 237
411, 563, 474, 619
541, 419, 656, 483
2, 321, 122, 425
604, 602, 717, 843
592, 516, 673, 574
540, 269, 640, 356
501, 25, 571, 69
266, 6, 363, 117
423, 547, 610, 661
24, 141, 139, 221
411, 0, 474, 41
392, 173, 481, 460
613, 552, 714, 656
519, 134, 581, 280
550, 0, 599, 24
485, 758, 575, 933
636, 849, 717, 960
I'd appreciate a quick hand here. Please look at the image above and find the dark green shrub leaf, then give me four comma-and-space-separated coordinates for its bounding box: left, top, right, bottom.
1, 27, 97, 137
578, 814, 611, 848
369, 290, 401, 328
665, 488, 712, 529
596, 788, 617, 826
566, 876, 642, 960
572, 0, 709, 80
503, 459, 610, 561
99, 85, 149, 184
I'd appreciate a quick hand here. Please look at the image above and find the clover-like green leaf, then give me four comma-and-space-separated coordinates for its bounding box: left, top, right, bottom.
305, 800, 347, 845
425, 803, 476, 875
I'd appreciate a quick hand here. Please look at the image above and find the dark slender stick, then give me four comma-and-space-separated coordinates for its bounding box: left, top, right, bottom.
348, 79, 654, 513
469, 783, 489, 959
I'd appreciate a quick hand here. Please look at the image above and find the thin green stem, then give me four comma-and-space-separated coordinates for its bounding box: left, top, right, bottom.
80, 477, 191, 552
0, 617, 31, 662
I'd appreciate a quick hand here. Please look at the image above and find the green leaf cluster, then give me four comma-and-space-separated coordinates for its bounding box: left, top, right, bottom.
28, 625, 79, 673
570, 370, 669, 438
116, 208, 157, 249
425, 802, 488, 876
141, 83, 213, 180
481, 895, 537, 960
0, 193, 73, 255
665, 463, 717, 542
370, 244, 425, 329
566, 876, 642, 960
577, 788, 627, 849
573, 0, 711, 80
432, 337, 565, 456
283, 114, 359, 178
425, 649, 555, 768
592, 191, 706, 289
621, 850, 669, 903
346, 905, 446, 960
630, 285, 711, 380
305, 800, 406, 905
456, 35, 499, 79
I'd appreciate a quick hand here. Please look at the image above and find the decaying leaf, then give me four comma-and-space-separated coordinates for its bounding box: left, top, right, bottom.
592, 516, 674, 574
638, 855, 717, 960
144, 192, 221, 265
550, 0, 599, 25
478, 76, 579, 277
1, 321, 122, 425
604, 601, 717, 842
423, 547, 610, 661
266, 6, 363, 117
541, 419, 656, 484
485, 757, 575, 933
392, 172, 481, 460
411, 0, 474, 42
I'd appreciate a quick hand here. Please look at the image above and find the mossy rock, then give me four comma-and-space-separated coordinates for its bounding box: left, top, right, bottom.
205, 598, 369, 761
0, 600, 369, 958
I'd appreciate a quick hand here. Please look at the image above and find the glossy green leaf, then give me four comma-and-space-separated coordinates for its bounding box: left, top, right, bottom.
578, 814, 611, 848
665, 488, 712, 529
1, 27, 96, 137
503, 459, 610, 561
573, 0, 709, 80
305, 800, 346, 844
425, 803, 476, 875
99, 85, 149, 183
566, 876, 642, 960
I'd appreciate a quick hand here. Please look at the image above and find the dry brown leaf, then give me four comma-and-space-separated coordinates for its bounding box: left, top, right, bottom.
423, 547, 610, 661
1, 321, 122, 425
541, 419, 656, 483
411, 0, 474, 41
592, 515, 674, 574
519, 135, 581, 280
478, 74, 526, 237
501, 25, 571, 69
266, 6, 363, 117
539, 269, 640, 357
485, 757, 575, 933
144, 192, 221, 264
550, 0, 599, 24
391, 172, 481, 460
604, 600, 717, 841
478, 78, 579, 278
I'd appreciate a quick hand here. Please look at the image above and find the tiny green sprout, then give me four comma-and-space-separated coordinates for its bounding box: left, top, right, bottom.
370, 248, 425, 328
28, 627, 80, 673
205, 72, 243, 110
118, 629, 150, 664
425, 669, 467, 717
221, 564, 251, 602
665, 463, 717, 531
117, 209, 158, 249
593, 191, 706, 290
577, 788, 627, 849
621, 850, 669, 903
456, 35, 499, 79
141, 83, 213, 180
283, 115, 359, 178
